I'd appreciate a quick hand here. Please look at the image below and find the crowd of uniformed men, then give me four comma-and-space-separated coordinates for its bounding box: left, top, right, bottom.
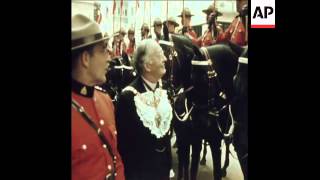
108, 4, 246, 59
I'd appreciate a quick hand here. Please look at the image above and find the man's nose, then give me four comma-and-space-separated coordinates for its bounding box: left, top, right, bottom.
106, 51, 112, 61
162, 54, 167, 62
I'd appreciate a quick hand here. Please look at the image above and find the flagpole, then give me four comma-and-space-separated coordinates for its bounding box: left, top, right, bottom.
149, 0, 151, 30
182, 0, 185, 27
166, 0, 168, 22
143, 0, 146, 23
134, 0, 137, 31
113, 0, 116, 34
120, 0, 122, 31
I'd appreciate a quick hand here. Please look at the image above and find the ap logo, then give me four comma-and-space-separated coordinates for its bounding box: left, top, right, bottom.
251, 0, 275, 28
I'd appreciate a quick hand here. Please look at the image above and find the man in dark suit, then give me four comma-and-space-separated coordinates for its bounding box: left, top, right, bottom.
116, 39, 173, 180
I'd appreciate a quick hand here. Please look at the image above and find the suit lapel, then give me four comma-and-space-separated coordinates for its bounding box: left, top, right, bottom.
131, 76, 147, 94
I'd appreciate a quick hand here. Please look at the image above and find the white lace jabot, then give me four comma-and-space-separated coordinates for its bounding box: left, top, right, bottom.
122, 86, 173, 139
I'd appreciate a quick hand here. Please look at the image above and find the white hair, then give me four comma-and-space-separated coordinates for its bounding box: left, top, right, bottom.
132, 39, 159, 74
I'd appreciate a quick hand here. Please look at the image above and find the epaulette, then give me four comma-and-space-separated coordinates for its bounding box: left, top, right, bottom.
94, 86, 107, 93
121, 86, 138, 95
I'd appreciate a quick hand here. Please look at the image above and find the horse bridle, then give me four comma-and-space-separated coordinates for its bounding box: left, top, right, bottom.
159, 40, 195, 122
191, 47, 235, 138
158, 40, 182, 94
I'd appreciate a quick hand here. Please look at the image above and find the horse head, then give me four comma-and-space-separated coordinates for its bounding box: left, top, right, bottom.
171, 34, 239, 104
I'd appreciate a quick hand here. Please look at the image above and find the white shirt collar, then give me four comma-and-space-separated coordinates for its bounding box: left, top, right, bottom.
141, 76, 157, 91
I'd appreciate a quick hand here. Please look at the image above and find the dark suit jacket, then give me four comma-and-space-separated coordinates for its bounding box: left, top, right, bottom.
116, 76, 172, 180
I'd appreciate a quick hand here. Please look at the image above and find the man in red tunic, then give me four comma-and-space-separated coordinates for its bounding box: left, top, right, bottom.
112, 32, 121, 58
200, 5, 224, 47
112, 28, 127, 58
71, 14, 125, 180
126, 28, 135, 58
178, 8, 201, 47
222, 4, 247, 46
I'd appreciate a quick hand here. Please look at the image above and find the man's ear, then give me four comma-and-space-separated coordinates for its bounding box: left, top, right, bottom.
80, 51, 91, 68
143, 62, 151, 72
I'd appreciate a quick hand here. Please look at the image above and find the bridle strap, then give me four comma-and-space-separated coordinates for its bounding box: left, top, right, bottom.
238, 57, 248, 64
200, 47, 211, 61
174, 98, 194, 122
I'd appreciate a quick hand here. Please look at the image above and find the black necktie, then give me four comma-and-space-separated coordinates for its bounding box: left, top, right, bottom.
142, 80, 159, 92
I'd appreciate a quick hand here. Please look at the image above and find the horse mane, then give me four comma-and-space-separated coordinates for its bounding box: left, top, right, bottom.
170, 34, 196, 87
171, 34, 193, 52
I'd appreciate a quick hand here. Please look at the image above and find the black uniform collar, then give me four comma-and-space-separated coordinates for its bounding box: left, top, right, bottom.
72, 79, 94, 98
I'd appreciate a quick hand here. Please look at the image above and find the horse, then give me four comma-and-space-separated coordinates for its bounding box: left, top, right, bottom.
158, 38, 195, 180
230, 47, 248, 180
164, 34, 240, 180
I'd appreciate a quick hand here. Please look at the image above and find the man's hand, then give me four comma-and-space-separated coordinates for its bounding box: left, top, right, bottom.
208, 12, 216, 27
182, 26, 188, 34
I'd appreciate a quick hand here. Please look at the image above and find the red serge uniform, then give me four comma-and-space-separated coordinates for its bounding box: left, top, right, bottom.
180, 27, 201, 47
72, 79, 125, 180
113, 41, 127, 57
200, 29, 214, 47
200, 27, 224, 47
95, 12, 102, 24
200, 29, 216, 47
113, 42, 121, 57
223, 17, 246, 46
126, 41, 135, 57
